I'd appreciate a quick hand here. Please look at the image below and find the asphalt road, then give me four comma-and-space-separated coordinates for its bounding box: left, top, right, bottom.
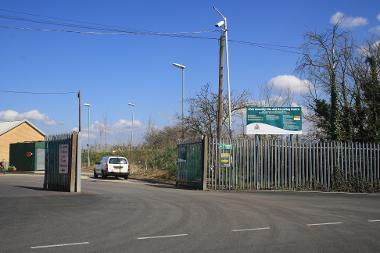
1, 174, 380, 253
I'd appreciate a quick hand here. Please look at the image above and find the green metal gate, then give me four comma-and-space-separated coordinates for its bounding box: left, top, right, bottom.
44, 132, 80, 192
176, 137, 207, 189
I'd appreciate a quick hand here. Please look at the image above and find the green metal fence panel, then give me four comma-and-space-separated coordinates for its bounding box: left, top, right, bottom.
44, 133, 72, 192
9, 142, 34, 171
35, 148, 45, 171
34, 140, 45, 171
9, 141, 45, 171
176, 138, 204, 189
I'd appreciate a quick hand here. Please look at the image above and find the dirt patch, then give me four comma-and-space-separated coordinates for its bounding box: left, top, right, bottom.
81, 163, 176, 184
82, 166, 93, 174
129, 163, 175, 184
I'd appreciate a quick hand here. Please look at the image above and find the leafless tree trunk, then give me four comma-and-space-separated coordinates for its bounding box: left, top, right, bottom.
297, 23, 354, 140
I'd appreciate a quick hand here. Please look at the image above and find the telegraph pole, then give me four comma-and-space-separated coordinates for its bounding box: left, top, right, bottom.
214, 6, 232, 139
217, 33, 225, 142
78, 90, 81, 132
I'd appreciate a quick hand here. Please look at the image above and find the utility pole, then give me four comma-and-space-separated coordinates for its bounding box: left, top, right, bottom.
172, 63, 186, 139
214, 6, 232, 139
181, 67, 184, 139
84, 103, 91, 168
128, 102, 136, 149
224, 19, 232, 139
131, 107, 134, 146
217, 33, 225, 142
78, 90, 81, 132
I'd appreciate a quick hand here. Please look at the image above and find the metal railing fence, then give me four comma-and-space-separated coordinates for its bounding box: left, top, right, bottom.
207, 138, 380, 191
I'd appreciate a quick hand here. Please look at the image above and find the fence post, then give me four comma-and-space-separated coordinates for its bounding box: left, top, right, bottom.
76, 132, 82, 192
203, 136, 209, 190
377, 144, 380, 189
43, 140, 48, 190
69, 132, 78, 192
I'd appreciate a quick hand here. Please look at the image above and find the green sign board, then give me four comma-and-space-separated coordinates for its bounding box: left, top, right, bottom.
218, 144, 232, 150
245, 107, 302, 135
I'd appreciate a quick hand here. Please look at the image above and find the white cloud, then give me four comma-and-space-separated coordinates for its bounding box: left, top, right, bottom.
0, 109, 57, 125
330, 11, 368, 28
268, 75, 311, 94
87, 118, 145, 145
113, 119, 143, 130
92, 120, 111, 133
82, 119, 143, 138
377, 13, 380, 22
79, 118, 144, 142
370, 25, 380, 34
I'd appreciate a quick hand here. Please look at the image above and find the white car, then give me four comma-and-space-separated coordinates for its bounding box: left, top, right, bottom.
94, 156, 129, 179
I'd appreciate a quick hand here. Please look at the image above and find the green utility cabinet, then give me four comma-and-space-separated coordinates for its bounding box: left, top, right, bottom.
9, 142, 45, 171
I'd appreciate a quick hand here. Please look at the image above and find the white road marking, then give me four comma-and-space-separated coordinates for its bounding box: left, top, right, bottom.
368, 219, 380, 223
307, 222, 342, 227
137, 234, 189, 240
31, 242, 89, 249
232, 227, 271, 232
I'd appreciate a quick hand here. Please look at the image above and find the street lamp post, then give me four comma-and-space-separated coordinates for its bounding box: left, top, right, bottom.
172, 63, 186, 139
83, 103, 91, 168
128, 102, 136, 147
214, 6, 232, 139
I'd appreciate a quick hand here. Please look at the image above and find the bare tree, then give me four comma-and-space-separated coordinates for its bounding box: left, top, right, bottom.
257, 82, 296, 107
350, 40, 380, 142
183, 83, 250, 139
144, 124, 182, 149
297, 23, 354, 140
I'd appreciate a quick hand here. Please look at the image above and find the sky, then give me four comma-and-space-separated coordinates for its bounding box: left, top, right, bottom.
0, 0, 379, 145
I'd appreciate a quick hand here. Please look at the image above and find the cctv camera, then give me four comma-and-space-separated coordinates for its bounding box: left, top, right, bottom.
215, 20, 225, 27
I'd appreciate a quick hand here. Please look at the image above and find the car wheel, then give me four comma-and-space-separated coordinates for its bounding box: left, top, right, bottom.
93, 170, 98, 179
124, 175, 129, 180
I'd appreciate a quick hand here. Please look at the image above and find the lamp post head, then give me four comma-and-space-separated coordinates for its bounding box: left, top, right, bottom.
213, 6, 227, 31
128, 102, 136, 107
213, 6, 226, 19
83, 103, 91, 107
215, 20, 225, 28
172, 63, 186, 69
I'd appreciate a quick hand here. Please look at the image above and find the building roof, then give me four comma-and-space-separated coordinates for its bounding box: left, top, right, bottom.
0, 120, 45, 137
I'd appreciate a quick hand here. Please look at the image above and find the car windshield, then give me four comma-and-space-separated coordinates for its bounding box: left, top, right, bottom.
109, 158, 128, 164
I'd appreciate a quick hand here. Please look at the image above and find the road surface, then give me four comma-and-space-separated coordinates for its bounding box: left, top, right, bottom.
1, 174, 379, 252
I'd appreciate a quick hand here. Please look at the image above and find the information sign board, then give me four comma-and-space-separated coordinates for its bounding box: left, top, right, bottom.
59, 144, 69, 174
245, 107, 302, 135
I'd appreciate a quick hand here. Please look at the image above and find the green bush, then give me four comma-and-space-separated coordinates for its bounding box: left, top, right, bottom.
331, 167, 374, 193
332, 167, 347, 192
147, 147, 176, 176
